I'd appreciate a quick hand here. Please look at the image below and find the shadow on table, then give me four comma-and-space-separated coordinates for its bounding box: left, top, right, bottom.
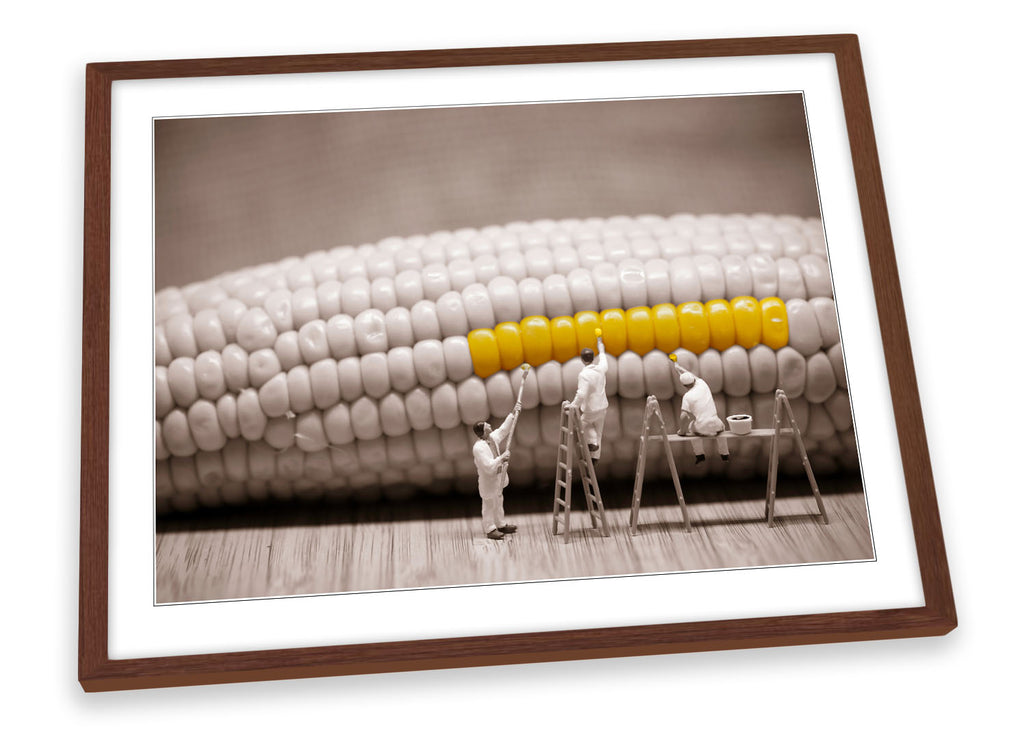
156, 473, 864, 533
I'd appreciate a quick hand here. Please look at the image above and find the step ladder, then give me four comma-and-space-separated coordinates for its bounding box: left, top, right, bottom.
765, 389, 829, 527
552, 403, 610, 543
628, 390, 830, 534
628, 396, 691, 535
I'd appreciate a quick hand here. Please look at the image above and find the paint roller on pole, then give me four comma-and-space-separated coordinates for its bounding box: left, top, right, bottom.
503, 363, 531, 454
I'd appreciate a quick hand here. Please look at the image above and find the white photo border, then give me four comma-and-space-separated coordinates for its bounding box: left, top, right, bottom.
109, 52, 922, 659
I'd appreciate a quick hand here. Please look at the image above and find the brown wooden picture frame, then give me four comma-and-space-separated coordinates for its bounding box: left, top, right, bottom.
80, 34, 955, 692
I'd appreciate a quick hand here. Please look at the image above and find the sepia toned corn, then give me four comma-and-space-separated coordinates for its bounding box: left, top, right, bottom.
154, 214, 856, 513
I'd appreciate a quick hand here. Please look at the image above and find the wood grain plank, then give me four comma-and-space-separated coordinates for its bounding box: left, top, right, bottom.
157, 490, 872, 603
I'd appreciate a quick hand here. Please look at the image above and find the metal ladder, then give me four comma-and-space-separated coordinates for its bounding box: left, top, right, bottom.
552, 403, 610, 543
628, 396, 691, 535
765, 389, 829, 527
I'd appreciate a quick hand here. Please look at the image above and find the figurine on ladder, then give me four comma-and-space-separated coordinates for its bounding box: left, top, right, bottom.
551, 329, 610, 542
569, 328, 609, 468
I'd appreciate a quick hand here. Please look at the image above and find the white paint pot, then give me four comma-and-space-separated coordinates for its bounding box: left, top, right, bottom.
727, 414, 752, 435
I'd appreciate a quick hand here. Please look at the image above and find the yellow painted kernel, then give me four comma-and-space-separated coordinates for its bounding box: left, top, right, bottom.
625, 306, 655, 355
760, 297, 789, 349
550, 316, 578, 363
494, 321, 525, 370
599, 309, 628, 356
651, 303, 681, 353
677, 302, 710, 354
706, 299, 736, 351
467, 329, 501, 378
574, 311, 601, 354
467, 297, 794, 376
730, 296, 762, 348
520, 315, 553, 366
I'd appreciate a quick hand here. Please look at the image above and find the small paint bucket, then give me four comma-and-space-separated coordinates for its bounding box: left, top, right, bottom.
727, 414, 752, 435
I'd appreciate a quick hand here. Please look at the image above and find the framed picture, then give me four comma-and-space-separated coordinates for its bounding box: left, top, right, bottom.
80, 34, 955, 692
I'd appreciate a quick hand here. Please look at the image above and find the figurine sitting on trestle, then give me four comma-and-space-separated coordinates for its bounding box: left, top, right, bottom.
670, 355, 730, 465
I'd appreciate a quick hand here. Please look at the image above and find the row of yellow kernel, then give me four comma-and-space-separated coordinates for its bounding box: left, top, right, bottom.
466, 297, 788, 378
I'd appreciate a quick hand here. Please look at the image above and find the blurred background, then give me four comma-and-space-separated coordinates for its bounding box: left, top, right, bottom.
155, 93, 820, 288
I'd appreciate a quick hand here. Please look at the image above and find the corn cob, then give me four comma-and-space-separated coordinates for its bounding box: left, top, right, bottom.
154, 213, 856, 513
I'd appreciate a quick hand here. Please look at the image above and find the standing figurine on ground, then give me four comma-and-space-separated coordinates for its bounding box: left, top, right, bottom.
472, 400, 523, 540
569, 328, 609, 468
670, 355, 730, 464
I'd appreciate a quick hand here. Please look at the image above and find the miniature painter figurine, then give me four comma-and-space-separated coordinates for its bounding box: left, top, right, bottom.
472, 400, 523, 540
569, 328, 609, 467
670, 356, 730, 464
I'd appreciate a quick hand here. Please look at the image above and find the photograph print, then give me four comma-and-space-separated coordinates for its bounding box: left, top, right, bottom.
153, 92, 872, 604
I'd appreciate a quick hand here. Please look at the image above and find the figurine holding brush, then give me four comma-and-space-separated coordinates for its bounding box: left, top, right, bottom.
669, 353, 730, 465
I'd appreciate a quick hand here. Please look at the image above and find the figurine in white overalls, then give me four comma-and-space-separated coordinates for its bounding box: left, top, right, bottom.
568, 330, 609, 468
672, 360, 730, 464
472, 401, 522, 540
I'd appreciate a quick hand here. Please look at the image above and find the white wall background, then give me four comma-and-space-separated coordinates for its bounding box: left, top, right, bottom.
2, 1, 1017, 733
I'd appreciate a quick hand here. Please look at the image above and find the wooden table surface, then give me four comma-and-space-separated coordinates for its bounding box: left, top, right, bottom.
156, 475, 873, 603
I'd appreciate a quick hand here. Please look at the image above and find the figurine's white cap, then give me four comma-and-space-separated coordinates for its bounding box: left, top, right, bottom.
678, 371, 696, 386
